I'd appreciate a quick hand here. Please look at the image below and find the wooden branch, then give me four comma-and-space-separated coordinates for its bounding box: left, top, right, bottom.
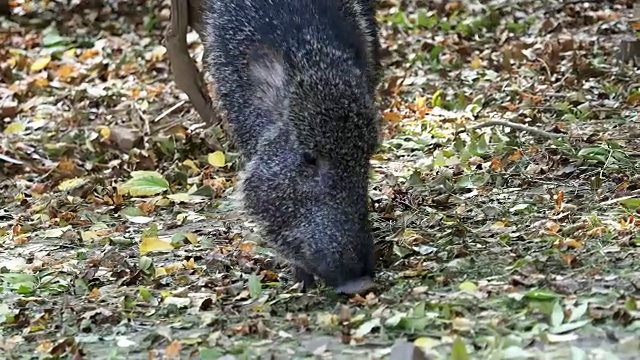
462, 120, 566, 139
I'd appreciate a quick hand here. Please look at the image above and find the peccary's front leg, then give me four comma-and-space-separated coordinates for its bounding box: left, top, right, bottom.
166, 0, 222, 150
292, 266, 316, 292
0, 0, 10, 16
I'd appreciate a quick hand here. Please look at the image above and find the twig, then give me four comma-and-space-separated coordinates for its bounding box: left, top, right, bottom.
463, 120, 566, 139
153, 100, 186, 123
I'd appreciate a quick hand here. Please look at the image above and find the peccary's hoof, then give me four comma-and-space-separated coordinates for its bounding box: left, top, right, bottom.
293, 266, 316, 292
334, 277, 375, 295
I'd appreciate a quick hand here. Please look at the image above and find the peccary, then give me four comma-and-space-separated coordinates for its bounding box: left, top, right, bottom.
203, 0, 382, 294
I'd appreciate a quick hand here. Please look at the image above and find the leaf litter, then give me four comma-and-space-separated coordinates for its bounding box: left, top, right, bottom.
1, 0, 640, 359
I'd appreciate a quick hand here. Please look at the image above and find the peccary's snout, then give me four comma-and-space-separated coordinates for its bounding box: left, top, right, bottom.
334, 277, 376, 295
286, 206, 376, 294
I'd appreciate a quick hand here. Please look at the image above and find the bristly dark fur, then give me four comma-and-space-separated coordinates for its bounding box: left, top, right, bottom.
203, 0, 382, 292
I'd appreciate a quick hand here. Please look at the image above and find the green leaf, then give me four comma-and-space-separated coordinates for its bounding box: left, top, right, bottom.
432, 90, 443, 107
568, 302, 589, 323
416, 11, 438, 28
397, 316, 430, 331
199, 347, 225, 359
139, 287, 153, 302
449, 336, 470, 360
476, 135, 488, 155
550, 319, 591, 334
550, 301, 564, 327
619, 198, 640, 210
433, 150, 446, 167
121, 171, 170, 196
353, 318, 381, 338
42, 27, 70, 47
456, 173, 490, 189
248, 274, 263, 299
525, 289, 561, 301
413, 302, 426, 317
119, 207, 146, 217
142, 223, 159, 238
0, 273, 37, 291
139, 256, 154, 272
510, 203, 533, 214
577, 146, 609, 163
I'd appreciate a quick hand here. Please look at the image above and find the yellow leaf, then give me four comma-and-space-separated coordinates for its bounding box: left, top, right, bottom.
3, 122, 25, 135
155, 198, 172, 206
30, 56, 51, 72
459, 281, 478, 292
62, 48, 77, 59
470, 56, 482, 69
81, 231, 99, 242
155, 267, 168, 277
33, 77, 49, 87
57, 177, 87, 191
96, 126, 111, 139
414, 337, 440, 350
562, 239, 583, 249
166, 193, 191, 203
491, 221, 506, 229
140, 236, 174, 255
184, 233, 198, 244
150, 46, 167, 62
208, 151, 226, 167
183, 159, 200, 173
183, 258, 196, 269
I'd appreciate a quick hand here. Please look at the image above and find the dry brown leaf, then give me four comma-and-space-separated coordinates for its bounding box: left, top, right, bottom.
555, 191, 564, 212
509, 150, 522, 161
164, 340, 182, 359
383, 111, 402, 122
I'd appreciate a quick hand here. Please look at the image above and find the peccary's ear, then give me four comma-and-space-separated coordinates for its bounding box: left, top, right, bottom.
248, 44, 287, 111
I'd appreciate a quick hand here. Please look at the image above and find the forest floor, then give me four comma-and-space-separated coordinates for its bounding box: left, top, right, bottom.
1, 0, 639, 359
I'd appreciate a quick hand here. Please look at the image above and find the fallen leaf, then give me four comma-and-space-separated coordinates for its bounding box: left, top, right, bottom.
164, 340, 181, 359
121, 171, 170, 197
3, 122, 25, 135
57, 178, 87, 191
30, 56, 51, 72
140, 236, 174, 255
458, 281, 478, 293
207, 151, 226, 167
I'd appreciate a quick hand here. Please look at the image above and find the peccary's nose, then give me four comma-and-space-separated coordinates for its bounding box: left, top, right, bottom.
334, 276, 375, 295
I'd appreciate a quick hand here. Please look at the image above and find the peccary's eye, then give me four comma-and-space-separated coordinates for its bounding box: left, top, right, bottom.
302, 151, 317, 167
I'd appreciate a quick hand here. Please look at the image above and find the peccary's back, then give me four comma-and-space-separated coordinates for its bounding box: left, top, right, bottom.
203, 0, 376, 82
203, 0, 380, 156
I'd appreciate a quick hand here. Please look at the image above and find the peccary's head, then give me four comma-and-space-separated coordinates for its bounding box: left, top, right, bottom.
237, 45, 379, 293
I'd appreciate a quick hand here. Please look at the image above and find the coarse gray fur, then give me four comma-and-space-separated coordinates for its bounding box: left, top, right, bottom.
202, 0, 382, 293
